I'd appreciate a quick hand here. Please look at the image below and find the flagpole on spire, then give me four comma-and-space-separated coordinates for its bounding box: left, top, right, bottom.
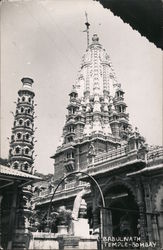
85, 12, 90, 49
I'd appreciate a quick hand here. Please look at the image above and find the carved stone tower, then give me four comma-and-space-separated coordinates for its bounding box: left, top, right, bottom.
9, 77, 35, 174
52, 34, 130, 182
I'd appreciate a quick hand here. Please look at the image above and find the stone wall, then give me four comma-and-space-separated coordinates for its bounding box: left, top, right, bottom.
28, 232, 97, 250
29, 232, 59, 250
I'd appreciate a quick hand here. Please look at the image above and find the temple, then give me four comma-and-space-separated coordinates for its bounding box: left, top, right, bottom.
33, 34, 163, 247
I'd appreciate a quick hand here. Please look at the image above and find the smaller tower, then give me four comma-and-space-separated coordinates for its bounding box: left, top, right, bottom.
113, 85, 129, 140
9, 78, 35, 173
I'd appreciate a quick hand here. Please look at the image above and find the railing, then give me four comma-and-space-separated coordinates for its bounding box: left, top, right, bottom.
65, 181, 76, 190
94, 145, 128, 164
147, 147, 163, 161
74, 133, 121, 144
35, 180, 88, 202
34, 181, 89, 205
56, 142, 75, 152
64, 157, 75, 163
86, 145, 163, 175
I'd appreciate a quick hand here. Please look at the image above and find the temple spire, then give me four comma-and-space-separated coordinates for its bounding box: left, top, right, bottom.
85, 12, 90, 49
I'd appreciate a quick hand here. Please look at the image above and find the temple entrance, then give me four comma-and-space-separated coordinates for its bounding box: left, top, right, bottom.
103, 185, 139, 238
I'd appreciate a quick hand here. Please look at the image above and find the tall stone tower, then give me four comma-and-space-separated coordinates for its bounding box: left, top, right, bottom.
52, 34, 130, 182
9, 77, 35, 174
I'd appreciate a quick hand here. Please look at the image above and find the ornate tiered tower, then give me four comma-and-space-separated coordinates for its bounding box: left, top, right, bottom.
9, 77, 35, 174
52, 34, 130, 181
35, 32, 163, 247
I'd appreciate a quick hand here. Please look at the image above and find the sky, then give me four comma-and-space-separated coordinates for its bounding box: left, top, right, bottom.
1, 0, 162, 174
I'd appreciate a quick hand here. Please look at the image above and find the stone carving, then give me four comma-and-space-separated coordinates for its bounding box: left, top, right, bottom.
79, 199, 87, 218
88, 142, 96, 157
72, 184, 90, 220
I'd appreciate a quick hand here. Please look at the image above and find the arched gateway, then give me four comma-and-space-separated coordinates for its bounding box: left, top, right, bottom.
102, 184, 139, 238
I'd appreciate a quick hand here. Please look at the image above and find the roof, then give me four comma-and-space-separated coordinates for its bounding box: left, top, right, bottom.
0, 165, 41, 180
127, 164, 163, 177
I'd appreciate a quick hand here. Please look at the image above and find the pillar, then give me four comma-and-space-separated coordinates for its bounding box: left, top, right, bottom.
12, 186, 33, 250
93, 208, 100, 232
151, 214, 160, 248
102, 208, 112, 237
137, 182, 147, 242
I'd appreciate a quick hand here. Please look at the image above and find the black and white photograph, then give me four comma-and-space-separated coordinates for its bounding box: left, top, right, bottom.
0, 0, 163, 249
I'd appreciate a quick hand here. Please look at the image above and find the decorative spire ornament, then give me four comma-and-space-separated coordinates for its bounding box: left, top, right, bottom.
84, 12, 90, 49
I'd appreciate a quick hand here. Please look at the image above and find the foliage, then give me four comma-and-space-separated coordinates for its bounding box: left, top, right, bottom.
29, 206, 72, 232
55, 206, 72, 226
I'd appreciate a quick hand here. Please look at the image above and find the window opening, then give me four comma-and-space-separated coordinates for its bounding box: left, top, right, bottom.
15, 147, 20, 154
19, 119, 23, 125
17, 133, 21, 139
24, 163, 28, 170
25, 148, 29, 154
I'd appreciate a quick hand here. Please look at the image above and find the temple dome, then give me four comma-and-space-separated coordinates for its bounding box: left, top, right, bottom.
75, 34, 118, 98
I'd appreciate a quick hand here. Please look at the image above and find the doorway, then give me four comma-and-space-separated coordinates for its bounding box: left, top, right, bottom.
103, 185, 139, 237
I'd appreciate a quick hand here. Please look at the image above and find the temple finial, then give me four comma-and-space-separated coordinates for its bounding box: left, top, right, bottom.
84, 12, 90, 49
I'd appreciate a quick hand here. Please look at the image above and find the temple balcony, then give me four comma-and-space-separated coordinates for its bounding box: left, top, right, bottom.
15, 113, 33, 119
69, 98, 78, 105
82, 146, 146, 178
34, 180, 89, 206
74, 133, 121, 145
65, 131, 75, 137
66, 114, 76, 121
113, 96, 124, 102
12, 126, 33, 133
82, 146, 163, 178
114, 100, 126, 106
63, 157, 75, 172
17, 102, 33, 108
147, 146, 163, 167
54, 141, 75, 155
10, 140, 33, 148
11, 154, 33, 163
118, 112, 129, 119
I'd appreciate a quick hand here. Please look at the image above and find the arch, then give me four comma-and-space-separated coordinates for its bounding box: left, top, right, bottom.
19, 119, 23, 126
24, 162, 29, 171
96, 179, 140, 238
25, 119, 30, 127
21, 107, 24, 113
24, 147, 29, 155
13, 161, 19, 169
17, 132, 22, 140
96, 177, 137, 205
15, 146, 21, 154
25, 133, 30, 140
22, 96, 25, 102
